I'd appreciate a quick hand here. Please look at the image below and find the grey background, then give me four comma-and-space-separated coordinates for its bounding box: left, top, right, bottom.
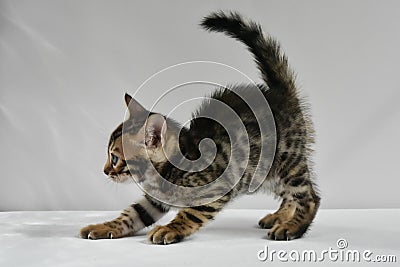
1, 0, 399, 211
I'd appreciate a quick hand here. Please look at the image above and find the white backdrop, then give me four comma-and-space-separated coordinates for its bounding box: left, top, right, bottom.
1, 0, 399, 211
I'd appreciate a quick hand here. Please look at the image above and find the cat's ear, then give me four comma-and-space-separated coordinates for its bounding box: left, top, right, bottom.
124, 93, 147, 118
145, 114, 167, 148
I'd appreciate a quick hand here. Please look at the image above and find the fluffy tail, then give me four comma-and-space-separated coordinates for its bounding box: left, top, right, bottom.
201, 11, 297, 95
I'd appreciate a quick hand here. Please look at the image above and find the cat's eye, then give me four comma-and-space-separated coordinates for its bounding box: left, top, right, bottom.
111, 153, 119, 166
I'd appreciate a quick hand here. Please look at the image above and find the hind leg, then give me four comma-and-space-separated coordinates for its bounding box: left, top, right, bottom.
259, 170, 320, 240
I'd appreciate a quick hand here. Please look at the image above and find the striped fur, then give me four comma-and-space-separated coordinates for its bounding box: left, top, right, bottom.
80, 197, 168, 239
80, 11, 320, 244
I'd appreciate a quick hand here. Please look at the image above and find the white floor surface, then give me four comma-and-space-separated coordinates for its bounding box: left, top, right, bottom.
1, 209, 399, 266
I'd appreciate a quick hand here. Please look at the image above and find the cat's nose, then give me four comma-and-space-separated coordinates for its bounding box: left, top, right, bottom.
104, 168, 110, 175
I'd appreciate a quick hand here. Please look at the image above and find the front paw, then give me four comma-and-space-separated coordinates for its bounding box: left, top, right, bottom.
148, 225, 184, 245
267, 222, 306, 241
259, 213, 280, 229
80, 223, 121, 240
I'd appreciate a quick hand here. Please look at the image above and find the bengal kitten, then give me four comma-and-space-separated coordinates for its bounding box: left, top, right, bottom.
80, 11, 320, 244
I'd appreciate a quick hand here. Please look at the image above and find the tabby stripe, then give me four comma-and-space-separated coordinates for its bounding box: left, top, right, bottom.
145, 195, 169, 213
184, 211, 203, 224
220, 150, 229, 163
289, 177, 305, 187
293, 192, 307, 200
286, 156, 303, 175
113, 131, 122, 139
122, 219, 130, 229
285, 166, 308, 181
281, 152, 295, 169
111, 121, 138, 142
132, 203, 155, 226
124, 207, 145, 232
111, 126, 123, 140
191, 205, 217, 213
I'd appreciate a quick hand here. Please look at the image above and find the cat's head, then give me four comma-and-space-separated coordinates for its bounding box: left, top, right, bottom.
103, 93, 180, 183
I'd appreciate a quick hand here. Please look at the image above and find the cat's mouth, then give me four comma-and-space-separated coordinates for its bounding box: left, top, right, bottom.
109, 174, 130, 183
110, 173, 144, 183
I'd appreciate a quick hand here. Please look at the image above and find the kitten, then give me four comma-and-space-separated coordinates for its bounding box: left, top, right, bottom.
80, 11, 320, 244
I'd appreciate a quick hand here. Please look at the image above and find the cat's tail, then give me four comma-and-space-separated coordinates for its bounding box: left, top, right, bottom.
201, 11, 297, 96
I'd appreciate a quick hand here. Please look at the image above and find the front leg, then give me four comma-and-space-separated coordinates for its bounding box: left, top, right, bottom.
148, 195, 229, 245
80, 196, 169, 239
